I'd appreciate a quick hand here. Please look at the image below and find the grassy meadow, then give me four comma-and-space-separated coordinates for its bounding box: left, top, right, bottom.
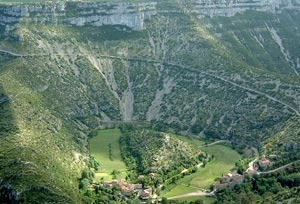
88, 129, 241, 203
162, 135, 242, 201
88, 128, 127, 181
175, 196, 216, 204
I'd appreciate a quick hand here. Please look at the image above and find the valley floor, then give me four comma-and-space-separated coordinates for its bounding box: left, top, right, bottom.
89, 129, 127, 181
162, 140, 241, 200
89, 128, 242, 203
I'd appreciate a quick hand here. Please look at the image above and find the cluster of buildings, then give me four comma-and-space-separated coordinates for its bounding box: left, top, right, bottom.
104, 180, 153, 200
248, 156, 272, 174
214, 173, 245, 190
214, 156, 272, 191
258, 156, 271, 169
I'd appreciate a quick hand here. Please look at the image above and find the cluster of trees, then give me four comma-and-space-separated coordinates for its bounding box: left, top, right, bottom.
108, 143, 114, 161
82, 182, 148, 204
235, 158, 252, 174
79, 168, 95, 192
216, 166, 300, 204
278, 173, 300, 187
79, 155, 145, 204
89, 156, 100, 171
161, 197, 204, 204
119, 125, 206, 189
0, 86, 18, 137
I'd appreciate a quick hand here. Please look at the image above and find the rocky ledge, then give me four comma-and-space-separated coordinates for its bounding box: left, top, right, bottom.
192, 0, 300, 17
0, 0, 300, 34
0, 2, 157, 31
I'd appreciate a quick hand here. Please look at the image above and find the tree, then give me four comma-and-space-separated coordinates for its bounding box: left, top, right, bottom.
192, 200, 204, 204
129, 199, 141, 204
79, 178, 90, 191
171, 177, 177, 184
161, 197, 168, 204
111, 170, 121, 179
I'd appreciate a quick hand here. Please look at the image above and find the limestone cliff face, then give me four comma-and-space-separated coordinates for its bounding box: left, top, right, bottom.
0, 2, 157, 32
192, 0, 300, 17
0, 0, 299, 33
65, 2, 157, 30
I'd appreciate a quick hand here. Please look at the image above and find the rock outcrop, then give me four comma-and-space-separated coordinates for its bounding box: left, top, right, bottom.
0, 2, 157, 31
65, 2, 157, 30
192, 0, 300, 17
0, 0, 300, 33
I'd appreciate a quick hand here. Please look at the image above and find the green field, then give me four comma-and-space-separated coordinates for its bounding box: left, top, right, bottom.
162, 136, 242, 200
88, 129, 241, 201
88, 128, 127, 181
175, 196, 216, 204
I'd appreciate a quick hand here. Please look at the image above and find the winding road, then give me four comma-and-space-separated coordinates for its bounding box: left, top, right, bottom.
259, 160, 300, 174
1, 49, 300, 202
247, 158, 258, 172
1, 48, 299, 117
97, 55, 300, 117
0, 49, 48, 57
167, 159, 300, 200
168, 190, 215, 200
167, 140, 230, 200
0, 49, 25, 57
199, 140, 231, 148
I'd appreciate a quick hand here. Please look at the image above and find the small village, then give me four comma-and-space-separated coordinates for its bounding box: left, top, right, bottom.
92, 180, 157, 200
103, 180, 154, 200
90, 156, 272, 202
214, 156, 271, 191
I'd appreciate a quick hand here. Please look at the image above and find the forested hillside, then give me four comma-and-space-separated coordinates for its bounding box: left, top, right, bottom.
0, 0, 300, 203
